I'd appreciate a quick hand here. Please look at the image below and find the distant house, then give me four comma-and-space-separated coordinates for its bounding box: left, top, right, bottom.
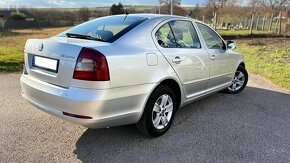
0, 10, 11, 20
281, 10, 290, 19
0, 9, 38, 29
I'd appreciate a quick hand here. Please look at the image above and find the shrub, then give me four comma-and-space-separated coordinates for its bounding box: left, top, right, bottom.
110, 3, 125, 15
10, 11, 26, 20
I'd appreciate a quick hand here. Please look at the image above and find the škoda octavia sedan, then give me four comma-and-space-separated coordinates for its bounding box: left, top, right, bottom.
21, 14, 248, 137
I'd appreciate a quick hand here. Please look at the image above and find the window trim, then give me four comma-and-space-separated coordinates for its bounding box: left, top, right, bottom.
155, 22, 177, 48
154, 20, 202, 49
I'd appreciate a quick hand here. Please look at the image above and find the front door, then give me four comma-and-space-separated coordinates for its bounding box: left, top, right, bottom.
196, 23, 234, 89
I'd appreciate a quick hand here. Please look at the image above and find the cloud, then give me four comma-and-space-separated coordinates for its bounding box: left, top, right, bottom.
0, 0, 205, 8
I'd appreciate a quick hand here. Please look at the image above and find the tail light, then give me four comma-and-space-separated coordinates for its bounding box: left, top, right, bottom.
23, 53, 28, 75
73, 47, 110, 81
23, 47, 25, 65
23, 52, 26, 65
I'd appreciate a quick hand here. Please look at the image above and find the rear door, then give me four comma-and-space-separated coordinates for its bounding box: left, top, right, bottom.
154, 20, 210, 99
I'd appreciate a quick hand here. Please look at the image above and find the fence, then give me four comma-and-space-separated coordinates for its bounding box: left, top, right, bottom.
286, 24, 290, 35
0, 19, 6, 29
38, 20, 74, 28
2, 20, 38, 29
209, 14, 290, 34
0, 20, 73, 29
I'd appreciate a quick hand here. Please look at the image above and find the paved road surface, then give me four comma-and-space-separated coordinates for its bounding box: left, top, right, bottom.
0, 73, 289, 162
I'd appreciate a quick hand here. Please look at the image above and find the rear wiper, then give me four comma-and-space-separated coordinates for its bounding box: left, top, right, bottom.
66, 33, 105, 42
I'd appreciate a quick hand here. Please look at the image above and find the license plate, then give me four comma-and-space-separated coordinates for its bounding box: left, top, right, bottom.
33, 56, 59, 72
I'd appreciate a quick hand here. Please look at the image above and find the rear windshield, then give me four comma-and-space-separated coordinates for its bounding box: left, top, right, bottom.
58, 16, 148, 43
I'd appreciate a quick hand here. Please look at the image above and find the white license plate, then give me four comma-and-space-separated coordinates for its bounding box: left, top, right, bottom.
33, 56, 58, 72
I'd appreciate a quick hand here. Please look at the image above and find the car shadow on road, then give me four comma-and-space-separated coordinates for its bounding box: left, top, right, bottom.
73, 86, 290, 162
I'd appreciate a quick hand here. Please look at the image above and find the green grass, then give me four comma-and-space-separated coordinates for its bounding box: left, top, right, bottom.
0, 27, 71, 72
236, 38, 290, 90
0, 53, 23, 72
217, 29, 272, 36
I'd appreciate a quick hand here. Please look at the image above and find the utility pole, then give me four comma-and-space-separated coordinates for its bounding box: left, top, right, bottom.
159, 0, 161, 14
256, 15, 259, 31
250, 14, 255, 35
262, 15, 266, 31
213, 12, 217, 30
278, 11, 282, 34
170, 0, 173, 15
269, 12, 274, 32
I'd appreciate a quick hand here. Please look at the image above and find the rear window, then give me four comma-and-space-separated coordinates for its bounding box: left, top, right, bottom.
58, 16, 148, 43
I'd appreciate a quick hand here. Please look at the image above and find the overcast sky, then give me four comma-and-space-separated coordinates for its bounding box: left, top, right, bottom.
0, 0, 208, 8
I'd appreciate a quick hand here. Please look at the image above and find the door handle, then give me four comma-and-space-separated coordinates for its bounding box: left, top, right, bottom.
210, 55, 216, 60
172, 56, 181, 64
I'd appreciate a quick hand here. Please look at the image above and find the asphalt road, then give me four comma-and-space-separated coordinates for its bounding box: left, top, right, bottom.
0, 73, 290, 162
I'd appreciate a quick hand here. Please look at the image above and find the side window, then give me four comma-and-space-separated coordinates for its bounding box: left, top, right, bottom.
196, 23, 225, 49
169, 20, 201, 48
155, 23, 177, 48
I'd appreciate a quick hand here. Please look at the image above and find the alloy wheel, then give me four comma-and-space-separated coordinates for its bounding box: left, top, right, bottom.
228, 70, 245, 91
152, 94, 173, 130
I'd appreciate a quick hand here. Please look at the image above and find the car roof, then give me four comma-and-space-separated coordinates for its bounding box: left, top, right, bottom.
113, 13, 196, 21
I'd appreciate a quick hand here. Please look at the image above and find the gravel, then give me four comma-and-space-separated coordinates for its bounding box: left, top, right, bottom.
0, 73, 289, 162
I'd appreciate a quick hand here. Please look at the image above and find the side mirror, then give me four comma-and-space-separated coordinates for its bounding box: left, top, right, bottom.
226, 40, 236, 50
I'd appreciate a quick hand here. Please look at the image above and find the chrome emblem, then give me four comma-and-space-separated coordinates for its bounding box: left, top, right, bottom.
38, 43, 44, 51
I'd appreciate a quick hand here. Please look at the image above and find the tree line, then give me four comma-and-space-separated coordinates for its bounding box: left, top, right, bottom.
7, 0, 290, 33
202, 0, 289, 34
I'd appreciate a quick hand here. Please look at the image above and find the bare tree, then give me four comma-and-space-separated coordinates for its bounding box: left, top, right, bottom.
260, 0, 290, 32
158, 0, 181, 14
206, 0, 235, 30
190, 3, 201, 19
249, 0, 260, 34
159, 0, 181, 6
79, 7, 90, 21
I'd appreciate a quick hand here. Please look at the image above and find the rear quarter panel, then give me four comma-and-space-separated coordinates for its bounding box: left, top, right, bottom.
96, 17, 180, 88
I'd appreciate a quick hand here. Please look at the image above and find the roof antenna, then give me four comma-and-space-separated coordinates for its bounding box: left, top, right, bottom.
123, 0, 129, 21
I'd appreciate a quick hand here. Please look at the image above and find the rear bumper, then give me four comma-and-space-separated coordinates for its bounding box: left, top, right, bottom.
20, 74, 155, 128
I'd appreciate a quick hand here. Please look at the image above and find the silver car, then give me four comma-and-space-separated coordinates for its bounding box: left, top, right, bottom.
20, 14, 248, 137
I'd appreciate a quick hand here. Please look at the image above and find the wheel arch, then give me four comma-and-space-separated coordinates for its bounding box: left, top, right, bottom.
138, 77, 182, 122
239, 62, 246, 68
159, 79, 181, 109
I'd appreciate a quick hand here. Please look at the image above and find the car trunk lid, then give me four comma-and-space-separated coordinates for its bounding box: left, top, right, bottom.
24, 37, 110, 88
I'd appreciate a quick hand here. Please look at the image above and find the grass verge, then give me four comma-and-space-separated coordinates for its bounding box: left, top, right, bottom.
0, 27, 71, 72
217, 29, 272, 36
236, 38, 290, 90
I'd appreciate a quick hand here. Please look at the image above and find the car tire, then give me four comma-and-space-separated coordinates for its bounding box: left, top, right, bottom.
223, 65, 248, 94
137, 85, 177, 137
